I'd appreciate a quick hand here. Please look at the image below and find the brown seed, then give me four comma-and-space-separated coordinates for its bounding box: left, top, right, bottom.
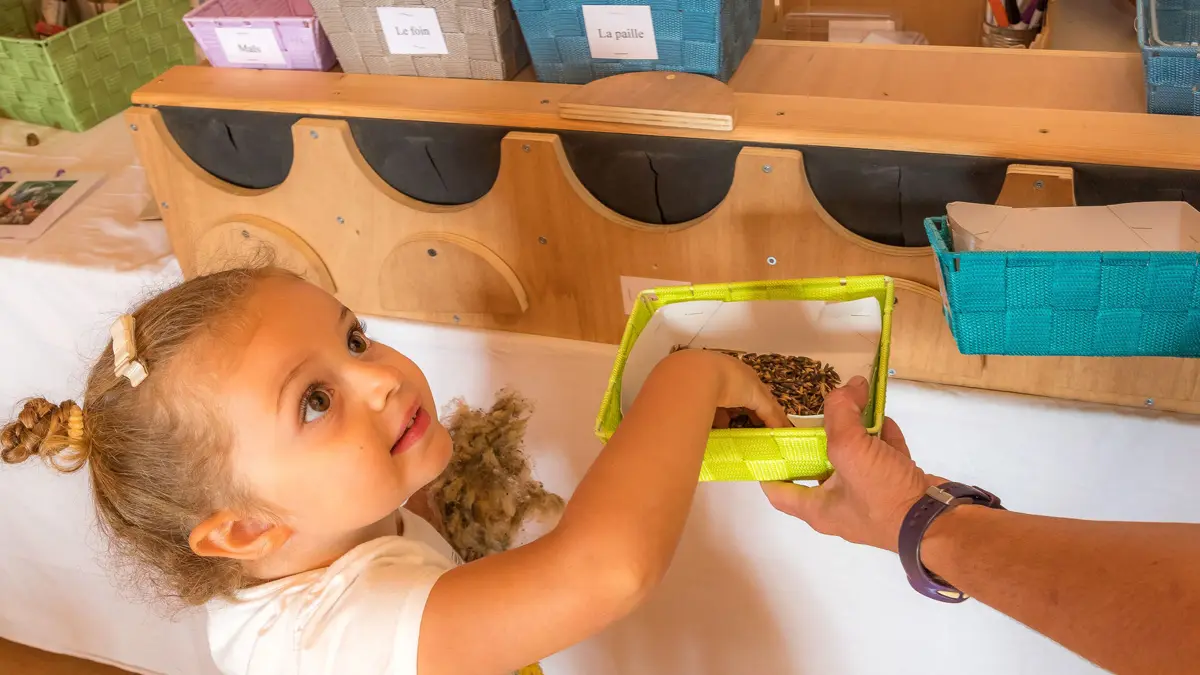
674, 346, 842, 425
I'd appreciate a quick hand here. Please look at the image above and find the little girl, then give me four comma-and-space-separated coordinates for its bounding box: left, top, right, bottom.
1, 266, 786, 675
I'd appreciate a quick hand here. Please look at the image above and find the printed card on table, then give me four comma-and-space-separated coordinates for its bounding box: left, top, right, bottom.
0, 173, 104, 241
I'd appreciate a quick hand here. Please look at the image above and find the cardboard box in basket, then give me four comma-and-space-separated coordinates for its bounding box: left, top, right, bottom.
595, 276, 894, 482
310, 0, 528, 79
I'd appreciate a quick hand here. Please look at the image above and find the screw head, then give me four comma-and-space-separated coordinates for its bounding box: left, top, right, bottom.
336, 216, 344, 224
129, 124, 138, 131
1145, 398, 1155, 407
766, 256, 777, 266
160, 201, 168, 209
888, 368, 896, 376
427, 248, 438, 257
1033, 180, 1045, 190
453, 315, 461, 324
762, 165, 772, 173
241, 230, 250, 238
522, 144, 531, 152
310, 130, 319, 139
538, 236, 548, 245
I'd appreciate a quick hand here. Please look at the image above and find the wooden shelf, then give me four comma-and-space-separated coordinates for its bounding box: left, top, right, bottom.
135, 55, 1199, 170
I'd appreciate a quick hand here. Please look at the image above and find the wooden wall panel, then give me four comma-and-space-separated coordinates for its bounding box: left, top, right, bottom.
128, 107, 1200, 415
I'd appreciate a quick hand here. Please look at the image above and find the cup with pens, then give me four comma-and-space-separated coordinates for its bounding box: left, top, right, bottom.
983, 0, 1048, 48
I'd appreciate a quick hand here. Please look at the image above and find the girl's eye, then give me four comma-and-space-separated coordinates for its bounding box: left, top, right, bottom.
302, 387, 332, 424
348, 325, 370, 355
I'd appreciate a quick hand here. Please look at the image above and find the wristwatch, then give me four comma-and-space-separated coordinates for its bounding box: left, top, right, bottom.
897, 482, 1004, 603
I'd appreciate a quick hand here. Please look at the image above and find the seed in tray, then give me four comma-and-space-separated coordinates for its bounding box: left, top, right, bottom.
673, 346, 842, 421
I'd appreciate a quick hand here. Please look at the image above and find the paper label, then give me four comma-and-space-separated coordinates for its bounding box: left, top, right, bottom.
582, 5, 658, 60
377, 7, 449, 55
214, 27, 287, 66
619, 276, 689, 315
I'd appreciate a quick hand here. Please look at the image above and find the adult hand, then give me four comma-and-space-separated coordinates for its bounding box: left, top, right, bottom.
761, 376, 939, 552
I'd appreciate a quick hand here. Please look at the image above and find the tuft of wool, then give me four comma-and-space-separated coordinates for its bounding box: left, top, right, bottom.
429, 390, 565, 562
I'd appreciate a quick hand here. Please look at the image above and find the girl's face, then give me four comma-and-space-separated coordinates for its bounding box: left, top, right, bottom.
215, 276, 452, 536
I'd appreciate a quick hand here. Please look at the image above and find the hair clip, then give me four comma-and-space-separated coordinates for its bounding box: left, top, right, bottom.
110, 315, 148, 388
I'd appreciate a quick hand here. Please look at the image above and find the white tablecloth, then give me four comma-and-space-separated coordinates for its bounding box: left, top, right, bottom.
2, 116, 1199, 675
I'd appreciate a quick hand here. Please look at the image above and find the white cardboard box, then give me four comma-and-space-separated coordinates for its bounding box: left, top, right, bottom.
946, 201, 1200, 253
619, 298, 881, 427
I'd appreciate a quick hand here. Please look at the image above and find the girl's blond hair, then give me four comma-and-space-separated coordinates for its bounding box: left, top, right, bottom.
1, 266, 293, 606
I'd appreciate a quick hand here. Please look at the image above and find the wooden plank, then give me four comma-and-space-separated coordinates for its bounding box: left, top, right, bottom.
128, 106, 1200, 415
730, 41, 1146, 113
132, 65, 1200, 171
559, 72, 736, 131
757, 0, 986, 45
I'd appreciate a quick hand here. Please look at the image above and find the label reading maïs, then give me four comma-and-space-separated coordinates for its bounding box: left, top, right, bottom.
582, 5, 658, 60
377, 7, 449, 55
214, 27, 286, 66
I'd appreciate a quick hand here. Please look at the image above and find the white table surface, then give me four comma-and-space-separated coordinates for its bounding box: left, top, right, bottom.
2, 115, 1198, 675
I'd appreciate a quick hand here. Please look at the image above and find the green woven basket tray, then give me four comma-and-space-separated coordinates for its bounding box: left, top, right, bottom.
0, 0, 194, 131
595, 276, 895, 482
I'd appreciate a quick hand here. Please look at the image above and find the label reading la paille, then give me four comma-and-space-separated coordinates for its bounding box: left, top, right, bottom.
582, 5, 658, 60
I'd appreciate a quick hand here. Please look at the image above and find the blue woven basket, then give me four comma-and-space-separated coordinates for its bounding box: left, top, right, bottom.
925, 217, 1200, 357
510, 0, 759, 84
1138, 0, 1200, 116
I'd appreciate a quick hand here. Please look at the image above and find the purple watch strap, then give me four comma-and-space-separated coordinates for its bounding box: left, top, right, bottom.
897, 482, 1003, 603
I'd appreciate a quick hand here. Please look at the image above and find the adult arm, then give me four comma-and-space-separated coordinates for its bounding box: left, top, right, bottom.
418, 349, 788, 675
763, 377, 1200, 675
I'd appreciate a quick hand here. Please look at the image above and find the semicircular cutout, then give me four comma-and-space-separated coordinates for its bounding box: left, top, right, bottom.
802, 147, 1010, 247
348, 119, 507, 205
379, 236, 527, 315
195, 217, 336, 293
559, 132, 741, 225
160, 107, 300, 189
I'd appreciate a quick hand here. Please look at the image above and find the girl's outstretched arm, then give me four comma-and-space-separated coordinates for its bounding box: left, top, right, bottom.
417, 349, 788, 675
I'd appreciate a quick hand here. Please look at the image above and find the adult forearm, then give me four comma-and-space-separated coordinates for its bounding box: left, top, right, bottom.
922, 506, 1200, 674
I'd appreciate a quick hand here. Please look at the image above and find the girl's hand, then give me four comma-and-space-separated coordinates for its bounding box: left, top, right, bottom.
666, 349, 789, 429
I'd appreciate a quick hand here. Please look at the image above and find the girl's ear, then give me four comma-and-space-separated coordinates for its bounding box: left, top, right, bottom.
189, 510, 292, 560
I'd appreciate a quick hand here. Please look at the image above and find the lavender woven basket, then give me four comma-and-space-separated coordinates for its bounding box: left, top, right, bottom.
310, 0, 528, 79
186, 0, 337, 71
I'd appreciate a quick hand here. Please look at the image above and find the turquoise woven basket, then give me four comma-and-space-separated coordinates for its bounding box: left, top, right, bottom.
1138, 0, 1200, 116
510, 0, 759, 84
926, 217, 1200, 357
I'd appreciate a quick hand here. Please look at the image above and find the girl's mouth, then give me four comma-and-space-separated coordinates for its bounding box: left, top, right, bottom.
392, 407, 431, 455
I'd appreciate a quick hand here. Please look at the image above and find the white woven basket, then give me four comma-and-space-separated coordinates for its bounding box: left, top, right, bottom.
310, 0, 527, 79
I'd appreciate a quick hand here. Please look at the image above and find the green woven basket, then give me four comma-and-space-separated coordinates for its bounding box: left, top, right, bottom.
595, 276, 895, 482
0, 0, 194, 131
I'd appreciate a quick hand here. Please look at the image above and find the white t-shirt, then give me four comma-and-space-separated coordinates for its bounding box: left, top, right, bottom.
206, 509, 461, 675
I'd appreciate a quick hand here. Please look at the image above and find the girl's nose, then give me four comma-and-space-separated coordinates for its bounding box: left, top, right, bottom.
346, 360, 405, 412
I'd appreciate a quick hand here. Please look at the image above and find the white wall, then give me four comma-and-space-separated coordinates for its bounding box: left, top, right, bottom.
2, 263, 1197, 674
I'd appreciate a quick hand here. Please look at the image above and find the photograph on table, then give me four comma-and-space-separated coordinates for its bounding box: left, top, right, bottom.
0, 173, 103, 241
